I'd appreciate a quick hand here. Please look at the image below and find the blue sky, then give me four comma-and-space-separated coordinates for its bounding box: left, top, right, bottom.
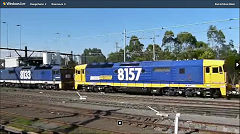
0, 8, 239, 57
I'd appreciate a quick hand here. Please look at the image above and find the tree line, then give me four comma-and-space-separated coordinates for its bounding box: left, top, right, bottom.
81, 25, 240, 84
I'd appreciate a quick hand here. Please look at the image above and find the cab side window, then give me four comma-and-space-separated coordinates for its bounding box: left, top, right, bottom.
53, 70, 60, 75
212, 67, 218, 73
179, 68, 185, 74
81, 69, 85, 74
206, 67, 210, 73
219, 66, 223, 73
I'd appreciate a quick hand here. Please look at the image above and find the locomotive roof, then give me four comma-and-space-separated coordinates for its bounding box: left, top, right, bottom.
76, 59, 225, 68
85, 59, 204, 68
1, 65, 64, 70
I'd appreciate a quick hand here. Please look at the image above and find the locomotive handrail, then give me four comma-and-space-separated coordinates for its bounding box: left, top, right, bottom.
14, 67, 22, 86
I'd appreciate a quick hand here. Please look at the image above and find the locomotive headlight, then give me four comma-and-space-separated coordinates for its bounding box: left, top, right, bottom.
65, 74, 71, 78
179, 91, 182, 94
197, 91, 201, 95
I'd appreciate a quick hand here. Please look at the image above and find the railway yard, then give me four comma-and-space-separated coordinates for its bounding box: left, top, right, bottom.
0, 87, 239, 134
0, 5, 240, 134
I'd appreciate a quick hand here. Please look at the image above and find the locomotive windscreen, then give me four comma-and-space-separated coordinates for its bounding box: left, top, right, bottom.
60, 69, 74, 81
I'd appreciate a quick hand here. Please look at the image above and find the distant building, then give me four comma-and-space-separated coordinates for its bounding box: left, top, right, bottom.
5, 57, 19, 68
4, 57, 43, 68
42, 52, 61, 65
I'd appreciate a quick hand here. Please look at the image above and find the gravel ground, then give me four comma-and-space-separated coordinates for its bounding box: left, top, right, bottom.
0, 87, 239, 133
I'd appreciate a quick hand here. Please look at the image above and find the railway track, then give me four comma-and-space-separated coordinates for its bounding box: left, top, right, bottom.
5, 87, 239, 106
1, 99, 239, 134
2, 93, 239, 117
1, 88, 239, 118
0, 104, 124, 134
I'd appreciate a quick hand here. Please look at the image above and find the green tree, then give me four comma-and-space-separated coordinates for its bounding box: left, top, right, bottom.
196, 41, 208, 48
207, 25, 226, 47
198, 48, 216, 59
126, 36, 144, 61
162, 31, 176, 51
176, 32, 197, 50
207, 25, 226, 58
224, 52, 240, 85
144, 44, 162, 61
107, 49, 124, 62
219, 40, 239, 84
81, 48, 106, 64
219, 40, 234, 58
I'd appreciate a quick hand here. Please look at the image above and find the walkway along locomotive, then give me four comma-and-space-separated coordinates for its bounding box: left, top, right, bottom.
74, 59, 236, 97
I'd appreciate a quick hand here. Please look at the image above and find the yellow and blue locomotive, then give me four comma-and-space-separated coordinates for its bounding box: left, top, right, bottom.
74, 59, 232, 97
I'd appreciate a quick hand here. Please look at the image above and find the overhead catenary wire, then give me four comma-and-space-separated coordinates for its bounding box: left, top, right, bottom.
1, 18, 238, 60
75, 18, 239, 60
61, 18, 239, 60
74, 18, 239, 39
112, 26, 239, 57
127, 18, 239, 33
126, 26, 240, 42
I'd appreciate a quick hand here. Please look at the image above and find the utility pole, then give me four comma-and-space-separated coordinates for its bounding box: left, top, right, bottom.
85, 53, 87, 64
123, 29, 126, 62
238, 44, 240, 54
2, 22, 8, 48
174, 113, 181, 134
152, 34, 156, 61
115, 42, 119, 52
79, 55, 82, 64
16, 25, 22, 49
24, 46, 28, 66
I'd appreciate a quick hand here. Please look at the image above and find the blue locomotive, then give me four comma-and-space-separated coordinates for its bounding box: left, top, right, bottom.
0, 65, 74, 89
75, 59, 230, 97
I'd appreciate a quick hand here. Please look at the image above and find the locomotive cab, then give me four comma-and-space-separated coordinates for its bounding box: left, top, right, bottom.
60, 67, 75, 89
203, 60, 227, 97
74, 64, 87, 89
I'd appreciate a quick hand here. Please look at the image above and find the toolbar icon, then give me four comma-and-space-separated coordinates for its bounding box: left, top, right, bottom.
3, 2, 6, 5
117, 120, 123, 126
235, 60, 240, 70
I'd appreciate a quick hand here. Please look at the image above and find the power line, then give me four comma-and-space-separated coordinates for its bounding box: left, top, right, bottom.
125, 26, 239, 44
128, 18, 239, 33
74, 18, 239, 39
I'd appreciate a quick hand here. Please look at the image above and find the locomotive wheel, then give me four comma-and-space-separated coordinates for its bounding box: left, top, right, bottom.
51, 85, 57, 90
213, 90, 221, 98
202, 91, 209, 98
151, 89, 162, 95
93, 87, 98, 92
169, 90, 175, 96
165, 90, 175, 96
185, 90, 193, 97
38, 84, 42, 89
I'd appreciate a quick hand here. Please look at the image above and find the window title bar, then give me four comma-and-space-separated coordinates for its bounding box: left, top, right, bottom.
1, 0, 239, 8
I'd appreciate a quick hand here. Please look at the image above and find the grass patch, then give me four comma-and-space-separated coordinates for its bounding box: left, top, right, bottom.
11, 117, 34, 126
2, 115, 112, 134
7, 116, 37, 132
